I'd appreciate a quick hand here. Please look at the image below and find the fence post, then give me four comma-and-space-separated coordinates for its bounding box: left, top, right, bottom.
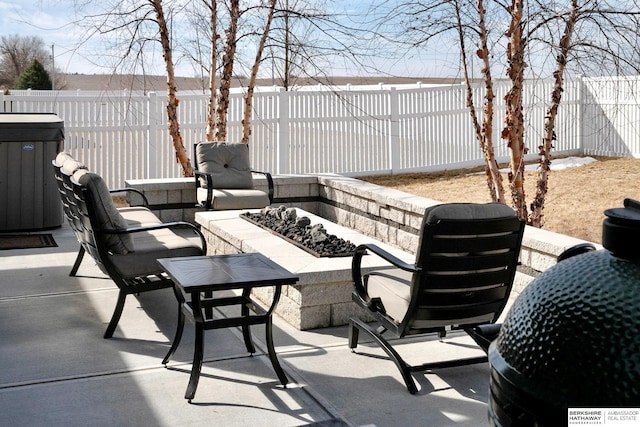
277, 87, 290, 174
389, 87, 400, 173
578, 76, 585, 155
147, 92, 160, 179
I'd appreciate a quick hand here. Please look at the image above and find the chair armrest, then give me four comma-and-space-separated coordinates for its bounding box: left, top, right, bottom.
102, 221, 207, 254
251, 169, 274, 203
109, 187, 150, 207
351, 243, 418, 307
194, 171, 214, 209
194, 170, 212, 188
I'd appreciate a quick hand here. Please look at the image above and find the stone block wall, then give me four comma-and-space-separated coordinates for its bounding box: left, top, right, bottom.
126, 174, 600, 278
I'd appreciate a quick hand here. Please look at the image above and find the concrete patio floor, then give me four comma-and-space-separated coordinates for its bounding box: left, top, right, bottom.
0, 222, 496, 427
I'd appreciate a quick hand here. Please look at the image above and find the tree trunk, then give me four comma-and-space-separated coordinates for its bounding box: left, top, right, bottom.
457, 0, 504, 203
283, 0, 290, 90
214, 0, 240, 142
205, 0, 218, 142
151, 0, 192, 177
241, 0, 277, 145
529, 0, 578, 227
503, 0, 528, 220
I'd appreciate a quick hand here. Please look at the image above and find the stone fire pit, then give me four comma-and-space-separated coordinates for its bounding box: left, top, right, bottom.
195, 208, 414, 329
241, 206, 357, 257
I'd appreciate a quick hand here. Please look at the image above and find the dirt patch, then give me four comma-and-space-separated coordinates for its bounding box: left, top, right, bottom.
360, 157, 640, 244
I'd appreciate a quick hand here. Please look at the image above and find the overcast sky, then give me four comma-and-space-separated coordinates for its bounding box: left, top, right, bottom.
0, 0, 459, 78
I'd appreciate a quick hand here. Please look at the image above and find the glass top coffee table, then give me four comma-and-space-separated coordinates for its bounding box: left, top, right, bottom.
158, 253, 299, 402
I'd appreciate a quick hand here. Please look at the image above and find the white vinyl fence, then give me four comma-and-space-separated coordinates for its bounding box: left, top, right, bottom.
2, 77, 639, 188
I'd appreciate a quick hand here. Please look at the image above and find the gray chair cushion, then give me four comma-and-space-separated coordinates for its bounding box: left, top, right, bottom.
366, 269, 412, 323
55, 151, 73, 167
75, 171, 135, 254
196, 142, 254, 189
61, 159, 87, 176
196, 187, 271, 210
118, 207, 163, 227
424, 202, 516, 224
110, 227, 204, 279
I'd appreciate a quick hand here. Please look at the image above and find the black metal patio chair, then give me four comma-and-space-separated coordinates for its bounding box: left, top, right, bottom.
53, 153, 207, 338
349, 202, 525, 393
194, 141, 273, 210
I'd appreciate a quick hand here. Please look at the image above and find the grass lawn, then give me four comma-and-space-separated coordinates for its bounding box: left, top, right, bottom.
361, 156, 640, 244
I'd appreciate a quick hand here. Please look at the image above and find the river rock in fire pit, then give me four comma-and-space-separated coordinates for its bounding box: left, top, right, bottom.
282, 208, 297, 221
310, 224, 328, 243
295, 217, 311, 227
243, 206, 357, 257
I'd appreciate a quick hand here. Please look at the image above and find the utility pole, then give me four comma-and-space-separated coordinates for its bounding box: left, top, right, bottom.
50, 44, 55, 90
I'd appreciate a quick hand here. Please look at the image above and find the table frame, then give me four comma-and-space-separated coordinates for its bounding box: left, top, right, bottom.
158, 253, 299, 402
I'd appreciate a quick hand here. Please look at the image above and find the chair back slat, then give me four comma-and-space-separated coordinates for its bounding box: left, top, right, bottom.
411, 300, 506, 328
429, 232, 522, 254
425, 251, 518, 274
421, 285, 509, 309
425, 269, 515, 289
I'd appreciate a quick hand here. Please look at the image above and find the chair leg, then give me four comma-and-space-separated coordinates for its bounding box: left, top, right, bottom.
349, 318, 418, 394
348, 319, 360, 349
69, 246, 85, 277
104, 290, 127, 339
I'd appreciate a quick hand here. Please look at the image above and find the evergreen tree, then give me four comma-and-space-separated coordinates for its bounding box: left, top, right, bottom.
14, 59, 52, 90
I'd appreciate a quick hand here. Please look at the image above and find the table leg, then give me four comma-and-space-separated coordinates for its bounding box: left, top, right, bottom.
241, 288, 256, 354
163, 284, 186, 365
265, 315, 288, 387
185, 321, 204, 402
162, 302, 185, 365
264, 284, 287, 386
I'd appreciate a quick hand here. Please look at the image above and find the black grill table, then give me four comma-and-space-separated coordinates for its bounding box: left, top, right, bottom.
158, 253, 299, 402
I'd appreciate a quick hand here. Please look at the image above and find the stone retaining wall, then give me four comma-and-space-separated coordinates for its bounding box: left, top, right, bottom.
126, 174, 599, 297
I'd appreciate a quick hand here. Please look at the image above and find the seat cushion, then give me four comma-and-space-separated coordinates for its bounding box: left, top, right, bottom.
197, 187, 270, 210
118, 207, 163, 227
75, 172, 135, 254
366, 268, 412, 323
196, 141, 254, 189
110, 227, 204, 278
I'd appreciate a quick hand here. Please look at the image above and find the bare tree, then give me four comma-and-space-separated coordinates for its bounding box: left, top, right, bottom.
72, 0, 194, 175
265, 1, 381, 89
456, 0, 505, 203
205, 0, 219, 141
503, 0, 528, 219
214, 0, 240, 142
191, 0, 336, 141
528, 0, 579, 226
151, 0, 193, 176
0, 35, 51, 88
241, 0, 278, 144
373, 0, 640, 226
